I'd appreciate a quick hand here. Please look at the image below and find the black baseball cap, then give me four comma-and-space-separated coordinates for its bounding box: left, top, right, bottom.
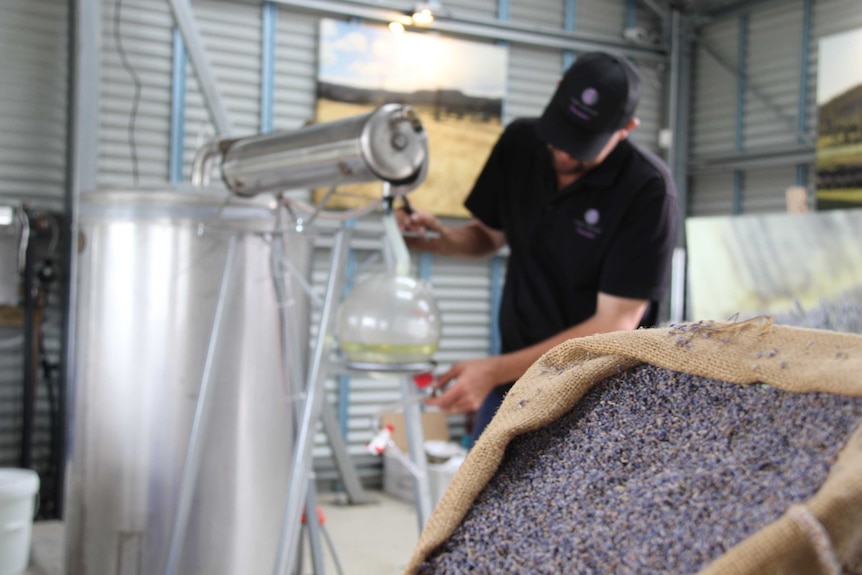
537, 51, 641, 161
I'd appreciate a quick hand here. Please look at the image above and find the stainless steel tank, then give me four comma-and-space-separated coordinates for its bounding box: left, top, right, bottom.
193, 103, 428, 197
65, 187, 311, 575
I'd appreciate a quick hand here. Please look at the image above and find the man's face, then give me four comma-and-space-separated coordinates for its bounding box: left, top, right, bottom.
548, 119, 639, 178
549, 145, 594, 176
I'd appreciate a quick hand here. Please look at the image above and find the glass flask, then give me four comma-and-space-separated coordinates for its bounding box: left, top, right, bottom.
336, 272, 441, 364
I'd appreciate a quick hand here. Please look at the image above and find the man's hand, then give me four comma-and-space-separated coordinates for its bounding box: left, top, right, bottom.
395, 208, 449, 252
424, 357, 502, 414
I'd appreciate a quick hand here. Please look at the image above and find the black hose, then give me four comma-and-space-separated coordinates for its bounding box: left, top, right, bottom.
38, 259, 60, 518
20, 212, 36, 469
39, 338, 58, 518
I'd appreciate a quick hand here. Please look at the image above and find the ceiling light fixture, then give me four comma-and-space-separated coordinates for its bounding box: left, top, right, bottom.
411, 8, 434, 26
410, 2, 447, 27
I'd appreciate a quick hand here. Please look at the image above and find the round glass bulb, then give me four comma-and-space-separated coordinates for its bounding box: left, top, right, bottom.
337, 273, 441, 364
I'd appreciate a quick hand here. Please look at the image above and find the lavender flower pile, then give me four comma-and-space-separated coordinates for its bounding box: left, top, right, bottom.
774, 285, 862, 333
419, 363, 862, 574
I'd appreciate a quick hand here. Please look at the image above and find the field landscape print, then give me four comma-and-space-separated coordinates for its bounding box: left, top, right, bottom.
816, 28, 862, 210
315, 19, 508, 217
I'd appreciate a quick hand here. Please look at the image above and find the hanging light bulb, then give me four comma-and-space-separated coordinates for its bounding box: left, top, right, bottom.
389, 21, 405, 33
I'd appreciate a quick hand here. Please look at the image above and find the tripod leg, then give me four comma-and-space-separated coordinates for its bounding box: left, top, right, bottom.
294, 523, 304, 575
305, 482, 326, 574
272, 227, 352, 575
161, 235, 240, 575
320, 520, 345, 575
319, 398, 373, 504
399, 375, 433, 531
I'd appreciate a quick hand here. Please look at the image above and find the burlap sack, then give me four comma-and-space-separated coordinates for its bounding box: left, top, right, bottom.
405, 319, 862, 574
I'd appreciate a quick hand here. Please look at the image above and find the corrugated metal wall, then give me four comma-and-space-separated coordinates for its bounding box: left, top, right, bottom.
689, 0, 862, 217
815, 0, 862, 36
272, 7, 318, 129
691, 19, 738, 160
505, 45, 563, 122
0, 0, 69, 518
744, 4, 803, 151
575, 0, 627, 38
99, 0, 174, 187
84, 0, 674, 487
510, 0, 565, 29
0, 0, 69, 212
7, 0, 859, 494
183, 0, 263, 150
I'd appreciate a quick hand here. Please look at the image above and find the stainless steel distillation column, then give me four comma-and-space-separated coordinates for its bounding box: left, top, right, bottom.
69, 190, 302, 575
162, 235, 240, 575
191, 103, 430, 574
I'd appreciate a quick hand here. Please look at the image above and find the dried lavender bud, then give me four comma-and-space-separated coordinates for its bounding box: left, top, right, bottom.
773, 286, 862, 335
418, 364, 862, 575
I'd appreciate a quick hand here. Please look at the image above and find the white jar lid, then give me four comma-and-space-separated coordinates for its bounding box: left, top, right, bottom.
0, 468, 40, 500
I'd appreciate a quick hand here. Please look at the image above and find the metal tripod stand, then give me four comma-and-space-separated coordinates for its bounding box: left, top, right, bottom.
159, 216, 370, 575
160, 205, 435, 575
271, 217, 436, 574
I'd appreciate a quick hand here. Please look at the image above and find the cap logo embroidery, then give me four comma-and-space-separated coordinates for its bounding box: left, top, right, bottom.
581, 88, 599, 106
568, 98, 591, 121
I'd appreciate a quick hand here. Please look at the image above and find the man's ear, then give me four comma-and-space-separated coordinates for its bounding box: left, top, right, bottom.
620, 117, 640, 139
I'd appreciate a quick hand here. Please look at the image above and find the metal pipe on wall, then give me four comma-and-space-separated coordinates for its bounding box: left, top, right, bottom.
667, 7, 692, 241
270, 0, 668, 60
63, 0, 102, 523
667, 6, 693, 324
167, 0, 233, 136
20, 214, 36, 470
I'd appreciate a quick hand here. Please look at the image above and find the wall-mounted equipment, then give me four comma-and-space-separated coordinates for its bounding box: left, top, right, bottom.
0, 205, 23, 306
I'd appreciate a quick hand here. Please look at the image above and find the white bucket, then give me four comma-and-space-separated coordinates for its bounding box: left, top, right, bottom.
0, 469, 39, 575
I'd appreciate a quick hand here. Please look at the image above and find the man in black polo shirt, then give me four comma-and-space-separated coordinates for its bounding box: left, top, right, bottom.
399, 51, 679, 442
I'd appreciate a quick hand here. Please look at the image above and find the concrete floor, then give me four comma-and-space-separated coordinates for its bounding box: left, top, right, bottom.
23, 490, 421, 575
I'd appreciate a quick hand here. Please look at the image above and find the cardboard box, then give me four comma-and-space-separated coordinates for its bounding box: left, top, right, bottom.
383, 451, 461, 506
380, 411, 450, 451
379, 411, 462, 505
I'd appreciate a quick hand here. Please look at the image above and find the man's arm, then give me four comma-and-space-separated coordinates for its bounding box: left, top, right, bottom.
397, 209, 506, 258
425, 292, 648, 414
492, 291, 647, 383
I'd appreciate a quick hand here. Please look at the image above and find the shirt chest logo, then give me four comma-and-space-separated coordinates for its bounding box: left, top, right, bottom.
574, 208, 602, 239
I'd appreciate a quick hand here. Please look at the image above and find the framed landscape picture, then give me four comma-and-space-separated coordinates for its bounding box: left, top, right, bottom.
315, 19, 508, 217
816, 28, 862, 210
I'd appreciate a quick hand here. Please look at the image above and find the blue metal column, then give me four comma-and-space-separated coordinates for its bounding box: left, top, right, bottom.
490, 0, 508, 360
65, 0, 103, 529
261, 2, 277, 133
497, 0, 511, 121
169, 30, 187, 183
733, 14, 748, 215
796, 0, 812, 189
564, 0, 577, 69
497, 0, 509, 22
489, 257, 505, 357
337, 220, 358, 443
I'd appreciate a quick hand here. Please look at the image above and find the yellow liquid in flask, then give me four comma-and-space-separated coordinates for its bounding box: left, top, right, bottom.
340, 342, 438, 364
